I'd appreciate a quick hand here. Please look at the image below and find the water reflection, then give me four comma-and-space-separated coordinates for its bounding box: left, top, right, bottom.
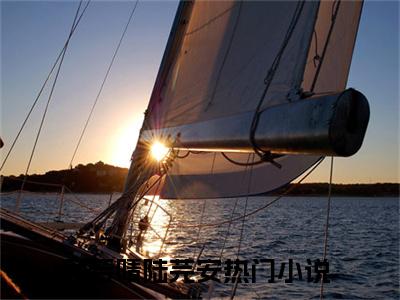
2, 194, 398, 298
129, 195, 177, 259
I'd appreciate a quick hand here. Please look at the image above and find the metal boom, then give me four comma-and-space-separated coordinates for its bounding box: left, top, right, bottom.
141, 88, 370, 157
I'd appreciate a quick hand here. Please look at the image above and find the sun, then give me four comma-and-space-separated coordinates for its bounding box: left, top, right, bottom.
150, 141, 169, 162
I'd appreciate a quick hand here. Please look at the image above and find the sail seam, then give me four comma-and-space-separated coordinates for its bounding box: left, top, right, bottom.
185, 4, 235, 36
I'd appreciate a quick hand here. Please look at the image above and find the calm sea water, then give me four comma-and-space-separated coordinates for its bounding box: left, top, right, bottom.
1, 193, 399, 299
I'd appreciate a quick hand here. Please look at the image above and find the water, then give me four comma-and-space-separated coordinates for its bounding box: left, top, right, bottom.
1, 193, 399, 299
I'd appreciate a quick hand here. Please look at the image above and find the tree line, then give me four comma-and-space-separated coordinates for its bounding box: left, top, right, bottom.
1, 162, 398, 196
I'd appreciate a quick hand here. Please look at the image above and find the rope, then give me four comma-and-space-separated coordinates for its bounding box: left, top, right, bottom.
15, 1, 89, 212
2, 177, 100, 213
145, 177, 163, 216
236, 154, 254, 258
68, 0, 139, 168
0, 0, 90, 172
192, 153, 216, 258
207, 155, 251, 300
220, 1, 305, 168
173, 157, 324, 229
310, 0, 341, 93
249, 1, 305, 160
193, 200, 207, 250
218, 152, 248, 260
221, 152, 269, 167
63, 192, 100, 214
79, 172, 165, 237
320, 156, 334, 299
232, 155, 263, 300
312, 30, 320, 68
185, 4, 235, 36
219, 198, 239, 259
0, 178, 99, 212
175, 150, 191, 159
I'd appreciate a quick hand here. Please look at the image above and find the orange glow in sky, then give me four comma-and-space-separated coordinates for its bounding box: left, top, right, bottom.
1, 1, 398, 184
110, 118, 143, 168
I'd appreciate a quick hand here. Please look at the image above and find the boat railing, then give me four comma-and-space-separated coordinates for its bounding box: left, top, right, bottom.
127, 195, 174, 259
1, 178, 201, 261
0, 177, 112, 229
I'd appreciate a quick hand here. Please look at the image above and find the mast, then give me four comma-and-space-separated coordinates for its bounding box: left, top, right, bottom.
106, 0, 369, 248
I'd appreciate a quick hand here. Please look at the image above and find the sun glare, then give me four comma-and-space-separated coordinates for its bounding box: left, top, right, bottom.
111, 119, 142, 168
150, 141, 169, 162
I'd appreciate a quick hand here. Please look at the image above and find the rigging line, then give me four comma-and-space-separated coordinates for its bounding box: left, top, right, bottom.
185, 4, 235, 36
310, 0, 341, 93
249, 1, 304, 158
220, 153, 250, 259
15, 1, 89, 211
173, 157, 324, 229
207, 154, 250, 300
219, 198, 239, 259
210, 152, 217, 174
192, 153, 216, 260
81, 172, 165, 237
320, 156, 334, 299
145, 177, 163, 217
231, 153, 258, 300
136, 176, 164, 243
0, 0, 91, 173
193, 199, 207, 256
147, 178, 166, 226
175, 149, 190, 159
221, 152, 266, 166
68, 0, 139, 168
236, 154, 254, 258
2, 179, 94, 213
312, 30, 320, 68
231, 156, 261, 300
19, 26, 74, 187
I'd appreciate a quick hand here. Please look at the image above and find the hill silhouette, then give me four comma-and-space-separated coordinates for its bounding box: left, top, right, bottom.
1, 162, 399, 196
1, 161, 127, 193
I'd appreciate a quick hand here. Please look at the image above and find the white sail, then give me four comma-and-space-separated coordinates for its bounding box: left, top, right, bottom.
302, 0, 363, 94
161, 153, 319, 199
136, 0, 364, 199
147, 1, 319, 128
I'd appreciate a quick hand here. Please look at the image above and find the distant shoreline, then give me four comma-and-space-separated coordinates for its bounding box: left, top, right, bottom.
1, 162, 399, 197
1, 191, 398, 198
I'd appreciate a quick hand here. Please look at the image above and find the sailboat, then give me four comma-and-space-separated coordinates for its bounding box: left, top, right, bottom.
1, 0, 369, 299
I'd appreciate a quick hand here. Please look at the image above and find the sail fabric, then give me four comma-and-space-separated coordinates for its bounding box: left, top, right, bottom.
302, 0, 363, 93
137, 0, 363, 199
147, 0, 319, 129
161, 153, 320, 199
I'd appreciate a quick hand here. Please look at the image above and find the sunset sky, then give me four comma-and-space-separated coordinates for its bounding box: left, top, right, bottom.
1, 1, 399, 184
